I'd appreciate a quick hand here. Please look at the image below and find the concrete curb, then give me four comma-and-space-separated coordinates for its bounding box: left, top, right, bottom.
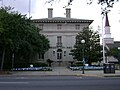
1, 73, 120, 78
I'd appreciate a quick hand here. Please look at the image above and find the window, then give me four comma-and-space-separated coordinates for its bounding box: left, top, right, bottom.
76, 36, 79, 45
57, 24, 62, 29
75, 25, 80, 30
64, 51, 66, 56
39, 24, 43, 30
53, 51, 55, 56
57, 49, 62, 59
57, 36, 62, 47
57, 36, 62, 43
57, 53, 62, 59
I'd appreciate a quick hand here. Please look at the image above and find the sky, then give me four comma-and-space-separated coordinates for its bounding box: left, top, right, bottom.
1, 0, 120, 41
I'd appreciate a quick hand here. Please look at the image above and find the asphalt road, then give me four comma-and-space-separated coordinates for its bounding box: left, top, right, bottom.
0, 76, 120, 90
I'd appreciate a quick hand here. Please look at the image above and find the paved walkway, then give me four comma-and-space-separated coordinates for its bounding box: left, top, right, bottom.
10, 67, 120, 77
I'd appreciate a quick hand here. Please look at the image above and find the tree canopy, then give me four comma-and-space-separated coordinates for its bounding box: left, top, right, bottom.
106, 47, 120, 64
46, 0, 119, 14
68, 0, 119, 7
46, 0, 119, 7
70, 27, 102, 65
0, 7, 50, 70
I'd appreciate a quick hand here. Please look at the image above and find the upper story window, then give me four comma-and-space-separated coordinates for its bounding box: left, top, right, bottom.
76, 36, 80, 45
57, 36, 62, 47
57, 36, 62, 44
75, 25, 80, 30
57, 24, 62, 29
39, 24, 44, 30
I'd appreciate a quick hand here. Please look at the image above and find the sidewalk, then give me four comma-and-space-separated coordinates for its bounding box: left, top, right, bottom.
10, 67, 120, 77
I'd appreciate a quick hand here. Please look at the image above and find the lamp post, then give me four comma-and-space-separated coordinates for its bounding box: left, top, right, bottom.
81, 39, 85, 74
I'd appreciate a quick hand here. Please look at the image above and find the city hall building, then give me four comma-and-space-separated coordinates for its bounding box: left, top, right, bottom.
32, 8, 93, 66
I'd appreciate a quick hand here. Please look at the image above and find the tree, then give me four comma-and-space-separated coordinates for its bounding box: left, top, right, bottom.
0, 7, 13, 70
70, 27, 102, 65
46, 0, 119, 15
106, 47, 120, 64
46, 0, 119, 8
0, 7, 50, 70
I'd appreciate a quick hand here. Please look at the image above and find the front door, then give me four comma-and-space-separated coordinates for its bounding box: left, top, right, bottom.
57, 49, 62, 66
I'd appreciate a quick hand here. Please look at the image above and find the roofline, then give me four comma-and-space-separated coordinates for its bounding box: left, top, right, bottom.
32, 19, 93, 25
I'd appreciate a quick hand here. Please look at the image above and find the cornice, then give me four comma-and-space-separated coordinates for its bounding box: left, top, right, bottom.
32, 17, 93, 24
33, 20, 93, 24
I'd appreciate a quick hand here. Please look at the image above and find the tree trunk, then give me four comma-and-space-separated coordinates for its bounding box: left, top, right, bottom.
1, 48, 5, 71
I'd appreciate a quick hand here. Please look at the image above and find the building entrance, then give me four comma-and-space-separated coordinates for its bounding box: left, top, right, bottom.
57, 49, 62, 66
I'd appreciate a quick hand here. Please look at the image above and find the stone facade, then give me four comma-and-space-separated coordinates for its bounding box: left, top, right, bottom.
32, 8, 93, 66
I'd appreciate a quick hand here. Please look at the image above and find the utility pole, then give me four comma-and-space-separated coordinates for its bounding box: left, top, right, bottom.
28, 0, 31, 18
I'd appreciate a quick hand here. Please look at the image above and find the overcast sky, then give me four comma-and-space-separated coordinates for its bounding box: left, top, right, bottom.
1, 0, 120, 41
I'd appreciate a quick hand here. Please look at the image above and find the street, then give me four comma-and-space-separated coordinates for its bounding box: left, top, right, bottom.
0, 76, 120, 90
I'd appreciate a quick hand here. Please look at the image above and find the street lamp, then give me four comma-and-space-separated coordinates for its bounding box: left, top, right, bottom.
81, 39, 85, 74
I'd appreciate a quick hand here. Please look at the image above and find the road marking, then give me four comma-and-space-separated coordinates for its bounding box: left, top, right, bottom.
0, 82, 29, 84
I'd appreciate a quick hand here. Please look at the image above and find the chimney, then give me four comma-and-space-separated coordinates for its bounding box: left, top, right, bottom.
66, 8, 71, 18
48, 8, 53, 18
